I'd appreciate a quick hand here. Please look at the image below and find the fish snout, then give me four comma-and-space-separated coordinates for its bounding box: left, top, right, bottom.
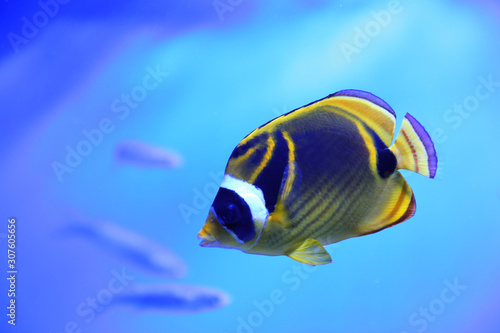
198, 209, 222, 247
197, 226, 216, 247
198, 209, 244, 249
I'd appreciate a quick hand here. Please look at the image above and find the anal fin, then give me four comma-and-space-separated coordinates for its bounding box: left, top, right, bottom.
286, 238, 332, 266
357, 171, 416, 236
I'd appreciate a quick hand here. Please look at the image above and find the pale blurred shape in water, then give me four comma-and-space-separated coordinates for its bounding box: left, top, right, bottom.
64, 214, 187, 279
115, 140, 183, 169
114, 283, 231, 314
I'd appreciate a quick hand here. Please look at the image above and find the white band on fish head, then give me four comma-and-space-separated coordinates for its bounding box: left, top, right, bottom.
220, 174, 269, 232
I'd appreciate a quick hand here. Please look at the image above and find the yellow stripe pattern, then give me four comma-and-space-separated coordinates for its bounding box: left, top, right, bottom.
249, 134, 276, 183
357, 172, 415, 236
232, 92, 421, 257
330, 97, 396, 146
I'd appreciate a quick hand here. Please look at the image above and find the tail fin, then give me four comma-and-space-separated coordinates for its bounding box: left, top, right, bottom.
390, 113, 437, 178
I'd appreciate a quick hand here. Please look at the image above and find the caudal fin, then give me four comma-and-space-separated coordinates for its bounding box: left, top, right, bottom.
390, 113, 437, 178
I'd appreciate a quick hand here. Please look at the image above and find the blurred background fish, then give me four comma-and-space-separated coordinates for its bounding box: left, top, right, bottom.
113, 284, 230, 314
114, 140, 182, 168
63, 214, 187, 279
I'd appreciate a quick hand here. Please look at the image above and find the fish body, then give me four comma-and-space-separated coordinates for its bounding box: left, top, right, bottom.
198, 90, 437, 266
113, 284, 230, 314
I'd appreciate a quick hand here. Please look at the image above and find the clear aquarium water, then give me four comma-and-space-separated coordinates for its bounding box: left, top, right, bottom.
1, 0, 500, 332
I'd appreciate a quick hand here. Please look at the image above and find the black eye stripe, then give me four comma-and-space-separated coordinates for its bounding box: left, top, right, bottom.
212, 188, 255, 242
220, 203, 241, 225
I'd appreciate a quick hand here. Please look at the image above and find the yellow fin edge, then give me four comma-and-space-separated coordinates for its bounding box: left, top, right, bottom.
286, 238, 332, 266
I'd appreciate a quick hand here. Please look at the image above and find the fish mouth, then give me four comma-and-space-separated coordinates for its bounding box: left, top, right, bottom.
197, 227, 216, 247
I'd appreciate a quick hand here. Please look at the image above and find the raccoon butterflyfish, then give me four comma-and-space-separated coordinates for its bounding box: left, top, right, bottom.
197, 89, 437, 266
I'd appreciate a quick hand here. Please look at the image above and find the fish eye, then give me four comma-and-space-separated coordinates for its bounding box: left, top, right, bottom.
211, 187, 255, 242
220, 203, 241, 225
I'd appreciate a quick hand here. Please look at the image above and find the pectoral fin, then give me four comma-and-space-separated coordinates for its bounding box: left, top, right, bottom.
275, 160, 302, 209
268, 200, 292, 229
266, 160, 302, 230
286, 238, 332, 266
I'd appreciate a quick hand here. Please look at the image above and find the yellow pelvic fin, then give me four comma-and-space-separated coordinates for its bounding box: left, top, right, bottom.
286, 238, 332, 266
356, 171, 416, 236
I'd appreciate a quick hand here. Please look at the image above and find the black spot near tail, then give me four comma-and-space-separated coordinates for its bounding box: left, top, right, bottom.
369, 128, 397, 178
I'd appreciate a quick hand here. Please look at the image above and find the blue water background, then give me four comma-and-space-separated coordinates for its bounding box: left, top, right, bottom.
1, 0, 500, 332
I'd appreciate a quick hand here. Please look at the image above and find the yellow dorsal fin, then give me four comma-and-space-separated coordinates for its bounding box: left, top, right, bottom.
256, 90, 397, 147
328, 90, 397, 146
287, 238, 332, 266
